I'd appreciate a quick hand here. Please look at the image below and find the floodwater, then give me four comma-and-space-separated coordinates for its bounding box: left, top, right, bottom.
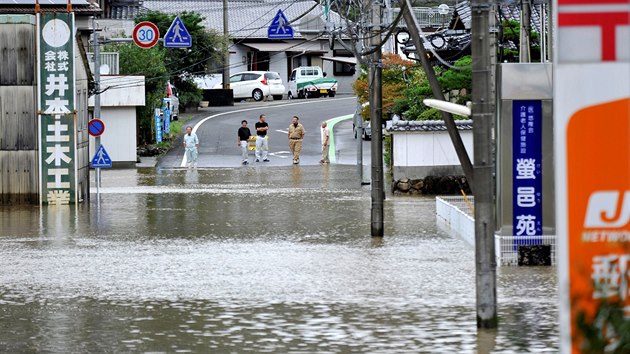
0, 166, 558, 353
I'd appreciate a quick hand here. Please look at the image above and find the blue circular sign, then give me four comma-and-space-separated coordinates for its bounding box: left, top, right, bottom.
89, 119, 105, 137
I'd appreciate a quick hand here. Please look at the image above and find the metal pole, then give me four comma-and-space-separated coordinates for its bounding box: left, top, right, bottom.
356, 102, 364, 183
92, 16, 101, 188
369, 0, 384, 237
471, 0, 498, 328
400, 0, 475, 190
222, 0, 230, 89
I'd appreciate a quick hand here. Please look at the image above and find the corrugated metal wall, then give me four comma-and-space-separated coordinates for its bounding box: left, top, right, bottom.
0, 15, 90, 205
0, 16, 38, 204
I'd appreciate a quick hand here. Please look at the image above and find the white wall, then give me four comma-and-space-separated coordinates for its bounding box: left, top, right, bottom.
88, 76, 145, 106
89, 106, 137, 163
394, 130, 474, 167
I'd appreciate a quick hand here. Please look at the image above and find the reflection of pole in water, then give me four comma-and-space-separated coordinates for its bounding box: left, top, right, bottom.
476, 328, 497, 354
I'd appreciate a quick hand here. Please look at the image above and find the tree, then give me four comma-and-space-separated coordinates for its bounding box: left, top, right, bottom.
135, 11, 227, 107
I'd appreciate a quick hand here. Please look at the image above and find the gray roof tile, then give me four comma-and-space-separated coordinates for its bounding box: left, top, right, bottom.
388, 119, 473, 132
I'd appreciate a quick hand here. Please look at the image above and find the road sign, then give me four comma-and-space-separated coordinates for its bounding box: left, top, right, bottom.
268, 9, 293, 39
133, 21, 160, 49
164, 16, 192, 48
88, 119, 105, 137
556, 1, 630, 352
91, 145, 112, 168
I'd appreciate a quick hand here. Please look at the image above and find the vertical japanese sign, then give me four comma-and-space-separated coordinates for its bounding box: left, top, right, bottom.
155, 108, 162, 143
38, 13, 76, 205
512, 100, 543, 239
555, 0, 630, 352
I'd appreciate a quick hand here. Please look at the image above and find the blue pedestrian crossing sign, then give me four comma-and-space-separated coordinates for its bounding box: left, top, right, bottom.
91, 145, 113, 168
164, 16, 192, 48
268, 9, 294, 39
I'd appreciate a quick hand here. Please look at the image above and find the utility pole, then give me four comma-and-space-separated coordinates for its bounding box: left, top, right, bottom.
222, 0, 230, 89
400, 0, 475, 189
471, 0, 497, 328
92, 16, 101, 190
369, 0, 384, 237
520, 0, 531, 62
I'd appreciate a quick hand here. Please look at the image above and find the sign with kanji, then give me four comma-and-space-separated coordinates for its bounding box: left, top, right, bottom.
38, 13, 76, 205
556, 0, 630, 351
512, 100, 543, 240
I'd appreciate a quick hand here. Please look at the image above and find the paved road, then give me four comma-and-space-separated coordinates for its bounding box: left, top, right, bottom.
159, 96, 359, 168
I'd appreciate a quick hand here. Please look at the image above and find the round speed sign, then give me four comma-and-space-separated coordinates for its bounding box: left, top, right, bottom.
133, 21, 160, 49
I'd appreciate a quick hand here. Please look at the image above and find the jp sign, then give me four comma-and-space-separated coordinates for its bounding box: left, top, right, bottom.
38, 13, 76, 205
555, 0, 630, 351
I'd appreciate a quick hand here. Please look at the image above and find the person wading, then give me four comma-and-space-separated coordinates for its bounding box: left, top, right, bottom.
183, 126, 199, 168
320, 121, 330, 164
288, 116, 305, 164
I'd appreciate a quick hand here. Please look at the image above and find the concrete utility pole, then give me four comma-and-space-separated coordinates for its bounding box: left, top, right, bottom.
520, 0, 531, 62
400, 0, 475, 189
222, 0, 230, 89
92, 16, 101, 190
471, 0, 497, 328
368, 0, 384, 237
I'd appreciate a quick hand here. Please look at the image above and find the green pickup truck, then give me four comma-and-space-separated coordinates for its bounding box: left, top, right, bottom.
287, 66, 338, 99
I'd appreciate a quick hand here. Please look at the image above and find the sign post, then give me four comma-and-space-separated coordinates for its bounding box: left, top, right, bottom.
90, 145, 112, 200
267, 10, 294, 39
164, 16, 192, 48
555, 0, 630, 351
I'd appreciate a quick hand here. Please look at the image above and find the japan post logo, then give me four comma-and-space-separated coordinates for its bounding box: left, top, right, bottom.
584, 191, 630, 229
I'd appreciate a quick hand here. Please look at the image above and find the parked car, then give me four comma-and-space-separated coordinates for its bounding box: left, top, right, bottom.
287, 66, 338, 99
165, 82, 179, 120
213, 71, 285, 101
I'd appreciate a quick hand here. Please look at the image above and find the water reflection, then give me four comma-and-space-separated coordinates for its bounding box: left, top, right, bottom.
0, 166, 558, 352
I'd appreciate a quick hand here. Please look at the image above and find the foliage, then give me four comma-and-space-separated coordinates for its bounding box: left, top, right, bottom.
352, 53, 415, 120
500, 20, 541, 62
105, 11, 226, 144
438, 56, 472, 104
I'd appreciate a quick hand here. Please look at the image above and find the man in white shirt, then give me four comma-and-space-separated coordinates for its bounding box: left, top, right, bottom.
183, 126, 199, 168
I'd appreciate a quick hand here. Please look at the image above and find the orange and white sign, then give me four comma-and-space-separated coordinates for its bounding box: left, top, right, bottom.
555, 0, 630, 352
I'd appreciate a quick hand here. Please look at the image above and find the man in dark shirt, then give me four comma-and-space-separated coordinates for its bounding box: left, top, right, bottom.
254, 114, 270, 162
237, 120, 252, 165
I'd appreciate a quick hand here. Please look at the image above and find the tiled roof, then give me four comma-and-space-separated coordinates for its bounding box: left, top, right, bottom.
388, 119, 473, 132
141, 0, 343, 39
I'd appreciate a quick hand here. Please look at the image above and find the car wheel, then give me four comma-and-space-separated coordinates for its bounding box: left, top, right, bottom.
297, 90, 305, 99
252, 89, 264, 102
288, 91, 293, 99
272, 95, 283, 100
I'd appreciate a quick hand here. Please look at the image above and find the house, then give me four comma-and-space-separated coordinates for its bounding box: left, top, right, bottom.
0, 0, 101, 205
98, 0, 359, 95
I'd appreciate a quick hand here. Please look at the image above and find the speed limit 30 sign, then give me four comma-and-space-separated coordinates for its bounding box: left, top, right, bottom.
133, 21, 159, 49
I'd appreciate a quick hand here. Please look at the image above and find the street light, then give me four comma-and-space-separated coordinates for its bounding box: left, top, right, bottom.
423, 98, 471, 117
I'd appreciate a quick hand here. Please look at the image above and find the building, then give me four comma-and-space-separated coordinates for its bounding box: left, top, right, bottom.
0, 0, 101, 205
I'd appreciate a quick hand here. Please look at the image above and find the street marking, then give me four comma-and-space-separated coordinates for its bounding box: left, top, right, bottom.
326, 114, 354, 164
268, 151, 290, 158
276, 129, 288, 134
181, 97, 356, 167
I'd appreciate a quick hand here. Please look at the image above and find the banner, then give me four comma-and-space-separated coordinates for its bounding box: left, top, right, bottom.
38, 13, 76, 205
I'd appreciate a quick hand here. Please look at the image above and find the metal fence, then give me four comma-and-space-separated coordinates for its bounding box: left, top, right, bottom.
393, 7, 453, 29
87, 52, 120, 75
494, 235, 557, 266
436, 196, 557, 266
436, 196, 475, 246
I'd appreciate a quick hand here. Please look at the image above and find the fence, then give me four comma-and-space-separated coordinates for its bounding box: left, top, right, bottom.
436, 196, 557, 266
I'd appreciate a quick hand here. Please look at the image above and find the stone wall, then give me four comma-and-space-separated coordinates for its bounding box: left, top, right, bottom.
392, 175, 471, 195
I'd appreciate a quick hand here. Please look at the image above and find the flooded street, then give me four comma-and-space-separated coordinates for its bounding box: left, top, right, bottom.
0, 166, 558, 353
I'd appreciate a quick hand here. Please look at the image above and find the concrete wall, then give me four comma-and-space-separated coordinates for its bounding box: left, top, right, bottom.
88, 76, 144, 165
392, 130, 474, 180
88, 107, 137, 165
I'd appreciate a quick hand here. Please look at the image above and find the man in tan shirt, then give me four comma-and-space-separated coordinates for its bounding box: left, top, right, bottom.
288, 116, 305, 164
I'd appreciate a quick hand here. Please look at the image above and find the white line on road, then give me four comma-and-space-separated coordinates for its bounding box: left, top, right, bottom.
181, 97, 356, 167
276, 129, 288, 134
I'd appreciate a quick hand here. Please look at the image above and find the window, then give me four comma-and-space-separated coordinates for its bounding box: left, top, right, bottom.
265, 72, 280, 80
230, 74, 242, 83
290, 70, 296, 81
